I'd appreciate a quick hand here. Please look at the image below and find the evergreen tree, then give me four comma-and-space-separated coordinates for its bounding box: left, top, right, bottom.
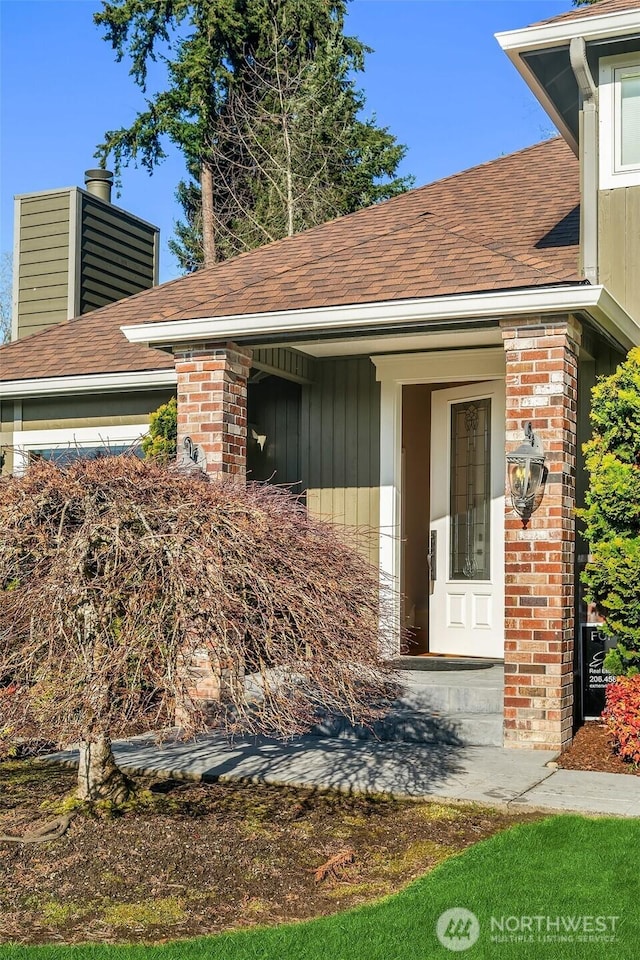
95, 0, 412, 270
579, 349, 640, 677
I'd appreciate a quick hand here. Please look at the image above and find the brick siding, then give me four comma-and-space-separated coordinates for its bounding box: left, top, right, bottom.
501, 314, 582, 750
174, 342, 252, 478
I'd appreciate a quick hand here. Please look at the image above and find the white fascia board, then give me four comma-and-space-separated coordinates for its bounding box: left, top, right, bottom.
496, 9, 640, 55
587, 287, 640, 350
121, 284, 638, 348
0, 368, 176, 400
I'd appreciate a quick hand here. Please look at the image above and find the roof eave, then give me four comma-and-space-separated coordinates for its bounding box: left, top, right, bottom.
496, 7, 640, 156
496, 8, 640, 55
121, 285, 640, 353
0, 368, 176, 400
499, 48, 579, 155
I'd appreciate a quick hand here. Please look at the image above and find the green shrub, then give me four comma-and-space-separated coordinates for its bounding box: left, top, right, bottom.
141, 396, 177, 460
579, 347, 640, 675
603, 676, 640, 765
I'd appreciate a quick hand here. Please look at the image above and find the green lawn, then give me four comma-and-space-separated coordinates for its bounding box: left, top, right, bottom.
4, 815, 638, 960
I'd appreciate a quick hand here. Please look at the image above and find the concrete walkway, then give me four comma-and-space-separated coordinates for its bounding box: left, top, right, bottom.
48, 729, 640, 818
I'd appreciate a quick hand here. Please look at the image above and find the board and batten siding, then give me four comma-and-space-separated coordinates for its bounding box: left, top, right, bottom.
599, 186, 640, 323
301, 357, 380, 565
252, 347, 314, 384
15, 191, 70, 338
79, 195, 157, 314
247, 377, 301, 484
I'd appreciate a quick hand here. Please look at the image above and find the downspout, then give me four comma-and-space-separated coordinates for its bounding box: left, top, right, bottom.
570, 37, 598, 285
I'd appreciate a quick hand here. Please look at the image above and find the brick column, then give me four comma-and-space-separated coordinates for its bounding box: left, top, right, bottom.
174, 342, 252, 478
501, 315, 581, 751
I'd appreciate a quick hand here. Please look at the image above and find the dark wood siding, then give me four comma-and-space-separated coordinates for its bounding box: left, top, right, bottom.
247, 377, 301, 485
252, 347, 314, 383
79, 195, 157, 314
301, 357, 380, 563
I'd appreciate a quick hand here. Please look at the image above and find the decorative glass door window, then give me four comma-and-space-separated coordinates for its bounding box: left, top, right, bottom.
449, 399, 491, 580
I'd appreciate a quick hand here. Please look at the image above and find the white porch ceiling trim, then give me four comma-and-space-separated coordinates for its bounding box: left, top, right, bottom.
372, 347, 505, 384
0, 368, 177, 400
121, 285, 639, 352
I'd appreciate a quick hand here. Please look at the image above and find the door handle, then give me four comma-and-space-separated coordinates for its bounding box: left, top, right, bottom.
427, 530, 437, 582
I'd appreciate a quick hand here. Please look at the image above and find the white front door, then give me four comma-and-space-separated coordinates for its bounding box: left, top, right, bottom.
429, 382, 505, 658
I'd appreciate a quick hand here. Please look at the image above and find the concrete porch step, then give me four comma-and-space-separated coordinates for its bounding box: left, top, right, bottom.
397, 679, 503, 715
310, 665, 505, 748
310, 709, 503, 748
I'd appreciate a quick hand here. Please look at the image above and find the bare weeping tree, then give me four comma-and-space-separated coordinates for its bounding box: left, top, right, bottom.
0, 457, 396, 804
172, 23, 405, 265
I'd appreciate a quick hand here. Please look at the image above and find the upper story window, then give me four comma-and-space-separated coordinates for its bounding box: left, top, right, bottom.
600, 53, 640, 189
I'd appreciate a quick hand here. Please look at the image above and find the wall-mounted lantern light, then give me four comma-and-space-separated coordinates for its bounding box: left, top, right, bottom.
507, 423, 546, 528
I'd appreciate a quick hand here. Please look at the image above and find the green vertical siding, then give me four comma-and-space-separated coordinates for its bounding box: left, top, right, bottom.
16, 191, 70, 338
247, 377, 301, 484
301, 357, 380, 564
599, 186, 640, 323
252, 347, 314, 384
79, 195, 157, 314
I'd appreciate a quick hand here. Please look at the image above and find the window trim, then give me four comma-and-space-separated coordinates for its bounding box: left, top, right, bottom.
12, 423, 149, 475
600, 52, 640, 190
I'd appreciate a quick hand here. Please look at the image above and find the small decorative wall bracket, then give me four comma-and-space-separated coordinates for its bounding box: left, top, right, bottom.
183, 436, 207, 472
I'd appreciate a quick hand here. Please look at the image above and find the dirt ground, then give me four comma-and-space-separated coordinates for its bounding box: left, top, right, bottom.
0, 759, 540, 946
559, 721, 639, 776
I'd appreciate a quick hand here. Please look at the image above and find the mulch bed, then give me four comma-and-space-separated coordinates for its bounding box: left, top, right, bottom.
559, 721, 639, 776
0, 759, 540, 946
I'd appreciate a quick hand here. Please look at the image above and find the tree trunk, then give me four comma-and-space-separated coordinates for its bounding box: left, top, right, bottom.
201, 159, 217, 267
77, 734, 132, 804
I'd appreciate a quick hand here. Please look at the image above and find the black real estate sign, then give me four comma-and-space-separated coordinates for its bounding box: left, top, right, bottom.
581, 624, 617, 719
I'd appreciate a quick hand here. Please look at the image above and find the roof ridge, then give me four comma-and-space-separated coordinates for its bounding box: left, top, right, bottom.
395, 211, 576, 285
422, 209, 578, 283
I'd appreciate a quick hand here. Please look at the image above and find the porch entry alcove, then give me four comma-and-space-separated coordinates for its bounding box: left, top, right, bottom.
374, 348, 506, 662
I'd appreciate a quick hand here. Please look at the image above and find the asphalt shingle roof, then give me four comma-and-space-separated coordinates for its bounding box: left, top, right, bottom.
534, 0, 640, 27
0, 138, 580, 383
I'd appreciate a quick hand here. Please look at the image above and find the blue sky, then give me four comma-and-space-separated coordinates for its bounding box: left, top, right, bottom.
1, 0, 572, 283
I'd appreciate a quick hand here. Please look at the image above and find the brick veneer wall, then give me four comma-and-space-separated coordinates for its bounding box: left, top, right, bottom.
173, 341, 252, 716
174, 341, 252, 478
501, 315, 582, 751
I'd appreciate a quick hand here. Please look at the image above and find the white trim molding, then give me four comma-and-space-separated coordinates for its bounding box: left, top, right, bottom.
600, 52, 640, 190
372, 347, 505, 384
497, 9, 640, 54
12, 423, 150, 475
374, 347, 507, 657
121, 285, 640, 352
0, 368, 176, 400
